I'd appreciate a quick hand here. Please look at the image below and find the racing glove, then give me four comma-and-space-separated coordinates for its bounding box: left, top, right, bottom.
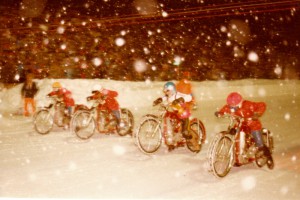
215, 111, 221, 117
153, 98, 162, 106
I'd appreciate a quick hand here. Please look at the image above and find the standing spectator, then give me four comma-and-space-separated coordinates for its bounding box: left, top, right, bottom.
21, 73, 38, 116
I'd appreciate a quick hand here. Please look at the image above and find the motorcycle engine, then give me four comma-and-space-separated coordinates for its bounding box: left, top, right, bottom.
246, 146, 257, 159
165, 118, 182, 145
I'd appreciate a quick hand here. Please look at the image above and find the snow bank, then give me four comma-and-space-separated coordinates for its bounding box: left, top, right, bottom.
0, 79, 299, 114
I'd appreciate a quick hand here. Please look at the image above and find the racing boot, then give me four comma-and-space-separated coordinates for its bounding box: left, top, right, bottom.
63, 115, 71, 130
181, 119, 192, 139
168, 145, 176, 152
182, 130, 192, 140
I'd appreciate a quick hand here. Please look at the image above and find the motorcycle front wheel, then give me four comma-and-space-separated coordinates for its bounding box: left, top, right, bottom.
136, 117, 162, 154
34, 109, 54, 135
209, 134, 234, 178
72, 110, 96, 140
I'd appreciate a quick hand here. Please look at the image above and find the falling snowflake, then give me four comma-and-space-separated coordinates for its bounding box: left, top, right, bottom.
162, 11, 168, 17
115, 37, 125, 46
280, 186, 289, 195
134, 59, 147, 73
43, 38, 49, 45
173, 55, 183, 66
226, 40, 231, 46
57, 26, 65, 34
60, 44, 67, 50
120, 30, 126, 36
113, 145, 126, 156
92, 57, 102, 67
241, 176, 256, 191
220, 25, 227, 32
258, 88, 266, 96
248, 51, 259, 62
14, 74, 20, 81
274, 65, 282, 76
284, 113, 290, 121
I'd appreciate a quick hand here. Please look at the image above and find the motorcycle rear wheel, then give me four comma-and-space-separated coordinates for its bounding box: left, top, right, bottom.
186, 119, 206, 153
255, 130, 274, 168
117, 108, 134, 136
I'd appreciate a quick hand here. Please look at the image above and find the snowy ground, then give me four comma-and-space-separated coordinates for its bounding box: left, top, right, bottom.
0, 79, 299, 199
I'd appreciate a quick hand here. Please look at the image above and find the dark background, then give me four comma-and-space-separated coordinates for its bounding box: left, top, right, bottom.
1, 0, 299, 83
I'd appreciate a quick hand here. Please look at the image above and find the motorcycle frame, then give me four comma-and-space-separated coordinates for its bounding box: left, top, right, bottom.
224, 115, 265, 166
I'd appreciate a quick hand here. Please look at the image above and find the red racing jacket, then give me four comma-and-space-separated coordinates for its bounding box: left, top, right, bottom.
48, 88, 75, 107
90, 89, 120, 111
218, 100, 266, 131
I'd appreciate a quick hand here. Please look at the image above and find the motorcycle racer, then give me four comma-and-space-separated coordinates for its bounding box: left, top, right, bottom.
87, 86, 121, 127
47, 82, 75, 116
215, 92, 274, 169
153, 82, 194, 144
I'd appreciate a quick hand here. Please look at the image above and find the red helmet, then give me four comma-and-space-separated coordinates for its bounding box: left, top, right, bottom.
226, 92, 243, 106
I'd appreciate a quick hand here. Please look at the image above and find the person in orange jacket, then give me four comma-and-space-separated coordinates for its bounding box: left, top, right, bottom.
87, 86, 121, 125
21, 73, 38, 116
215, 92, 274, 169
176, 71, 196, 110
47, 82, 75, 116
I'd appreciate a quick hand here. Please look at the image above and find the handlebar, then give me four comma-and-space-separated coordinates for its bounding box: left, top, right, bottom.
216, 113, 243, 120
46, 95, 62, 103
154, 102, 171, 110
215, 113, 245, 133
216, 112, 258, 122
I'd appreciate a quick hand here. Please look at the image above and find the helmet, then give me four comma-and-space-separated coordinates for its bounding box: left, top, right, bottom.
226, 92, 243, 106
164, 82, 176, 93
52, 82, 62, 88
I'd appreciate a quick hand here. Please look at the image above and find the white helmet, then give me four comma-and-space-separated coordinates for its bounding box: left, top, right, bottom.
92, 84, 103, 91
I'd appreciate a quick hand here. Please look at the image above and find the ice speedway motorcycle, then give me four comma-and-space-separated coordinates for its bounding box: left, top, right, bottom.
207, 114, 274, 178
33, 96, 83, 134
135, 102, 206, 154
70, 91, 134, 140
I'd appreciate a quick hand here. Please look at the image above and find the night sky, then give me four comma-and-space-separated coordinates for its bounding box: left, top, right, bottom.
0, 0, 299, 82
